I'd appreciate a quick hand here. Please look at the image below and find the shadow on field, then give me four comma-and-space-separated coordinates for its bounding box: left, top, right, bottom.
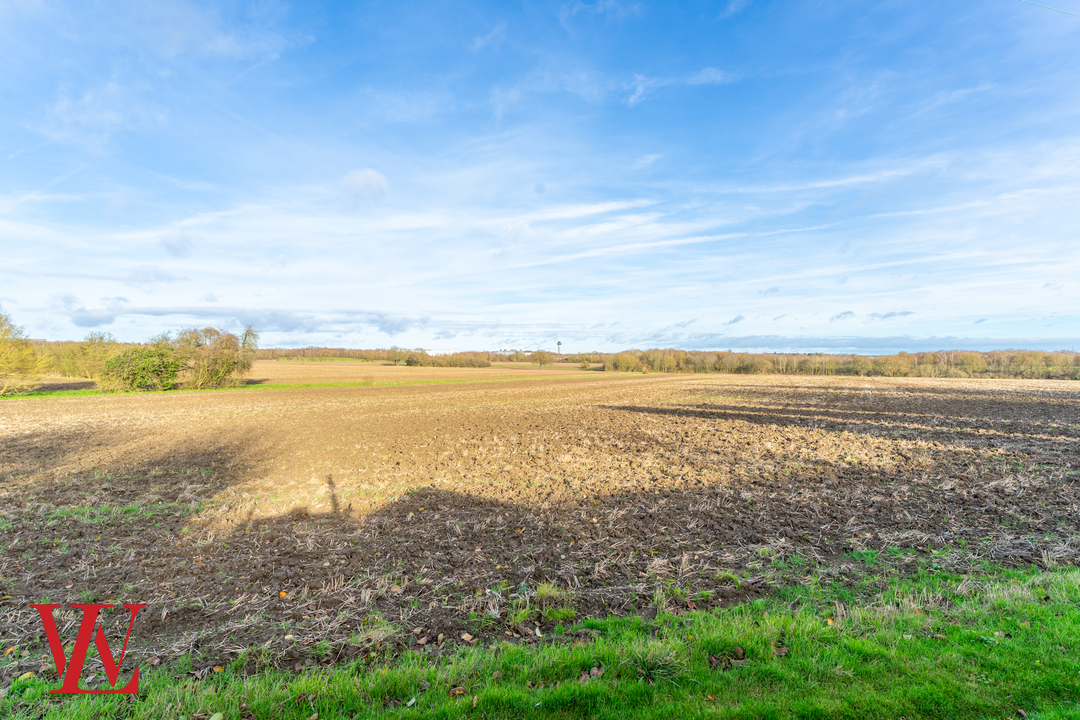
713, 380, 1080, 401
28, 379, 97, 392
600, 396, 1080, 456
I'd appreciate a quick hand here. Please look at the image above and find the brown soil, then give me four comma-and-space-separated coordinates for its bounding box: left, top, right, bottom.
243, 359, 600, 385
2, 372, 1078, 678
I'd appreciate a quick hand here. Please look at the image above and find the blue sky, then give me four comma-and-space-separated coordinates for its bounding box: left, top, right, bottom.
1, 0, 1079, 353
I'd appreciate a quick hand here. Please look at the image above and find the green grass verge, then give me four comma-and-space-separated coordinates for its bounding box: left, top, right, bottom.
2, 388, 104, 399
2, 373, 629, 401
4, 566, 1079, 719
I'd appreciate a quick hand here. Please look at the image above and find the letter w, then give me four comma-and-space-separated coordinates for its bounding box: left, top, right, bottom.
31, 603, 146, 694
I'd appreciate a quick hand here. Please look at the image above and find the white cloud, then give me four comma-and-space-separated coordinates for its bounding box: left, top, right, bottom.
53, 294, 129, 328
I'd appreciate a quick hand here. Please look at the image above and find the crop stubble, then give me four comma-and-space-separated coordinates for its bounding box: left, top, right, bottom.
1, 369, 1078, 675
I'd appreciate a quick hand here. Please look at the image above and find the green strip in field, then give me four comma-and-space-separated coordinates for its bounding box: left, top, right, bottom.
4, 566, 1078, 719
3, 388, 104, 399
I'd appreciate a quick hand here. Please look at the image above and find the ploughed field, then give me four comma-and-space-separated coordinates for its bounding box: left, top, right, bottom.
1, 365, 1078, 677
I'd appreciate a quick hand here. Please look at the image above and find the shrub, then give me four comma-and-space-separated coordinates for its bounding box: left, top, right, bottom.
173, 326, 259, 389
102, 345, 185, 392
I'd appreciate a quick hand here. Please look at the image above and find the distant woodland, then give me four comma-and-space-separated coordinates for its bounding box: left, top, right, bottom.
254, 346, 1080, 380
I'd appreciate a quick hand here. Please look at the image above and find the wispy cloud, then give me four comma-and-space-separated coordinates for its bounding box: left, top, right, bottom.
627, 67, 731, 106
720, 163, 936, 194
635, 153, 662, 168
471, 21, 507, 51
560, 0, 640, 27
115, 0, 306, 62
718, 0, 750, 21
0, 165, 86, 213
357, 88, 455, 125
160, 232, 194, 258
868, 310, 915, 321
911, 83, 996, 117
35, 82, 165, 149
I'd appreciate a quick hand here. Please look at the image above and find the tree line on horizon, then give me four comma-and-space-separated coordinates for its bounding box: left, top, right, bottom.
595, 348, 1080, 380
3, 305, 1079, 395
254, 344, 1080, 380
